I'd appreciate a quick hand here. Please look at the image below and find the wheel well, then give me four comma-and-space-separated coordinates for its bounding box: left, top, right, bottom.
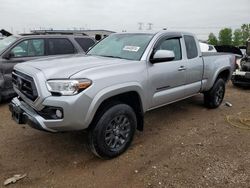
90, 91, 144, 131
217, 69, 230, 82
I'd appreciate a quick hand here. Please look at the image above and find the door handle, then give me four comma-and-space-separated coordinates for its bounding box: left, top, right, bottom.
178, 66, 186, 71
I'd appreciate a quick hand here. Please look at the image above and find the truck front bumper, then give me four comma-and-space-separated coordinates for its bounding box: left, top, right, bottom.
9, 94, 93, 132
9, 97, 57, 132
231, 70, 250, 86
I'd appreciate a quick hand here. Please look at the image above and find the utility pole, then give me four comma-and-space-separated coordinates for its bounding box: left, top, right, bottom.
148, 23, 153, 30
138, 22, 143, 30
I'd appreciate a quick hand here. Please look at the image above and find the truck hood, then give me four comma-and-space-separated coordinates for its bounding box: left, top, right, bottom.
15, 54, 133, 79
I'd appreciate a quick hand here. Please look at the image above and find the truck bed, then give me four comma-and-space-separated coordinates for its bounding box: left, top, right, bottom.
202, 52, 232, 56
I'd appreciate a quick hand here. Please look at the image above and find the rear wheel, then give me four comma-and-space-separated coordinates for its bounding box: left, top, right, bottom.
204, 78, 225, 109
88, 103, 137, 159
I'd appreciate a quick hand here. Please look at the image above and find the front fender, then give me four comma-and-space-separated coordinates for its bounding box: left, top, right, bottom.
84, 82, 145, 126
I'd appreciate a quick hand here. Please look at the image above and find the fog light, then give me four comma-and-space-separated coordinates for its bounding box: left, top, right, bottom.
56, 109, 63, 118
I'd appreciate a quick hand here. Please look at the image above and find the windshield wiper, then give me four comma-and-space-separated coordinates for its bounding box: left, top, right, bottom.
100, 55, 123, 59
89, 54, 131, 60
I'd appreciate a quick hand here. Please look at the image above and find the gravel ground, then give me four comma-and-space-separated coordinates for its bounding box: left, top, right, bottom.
0, 83, 250, 188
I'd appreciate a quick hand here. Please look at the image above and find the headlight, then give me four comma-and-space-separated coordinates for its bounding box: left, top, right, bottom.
46, 79, 92, 96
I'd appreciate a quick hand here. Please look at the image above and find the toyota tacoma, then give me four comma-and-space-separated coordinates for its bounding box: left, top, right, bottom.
9, 31, 235, 159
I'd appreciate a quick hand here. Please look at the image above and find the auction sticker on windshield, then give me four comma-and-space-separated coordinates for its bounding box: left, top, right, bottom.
123, 46, 140, 52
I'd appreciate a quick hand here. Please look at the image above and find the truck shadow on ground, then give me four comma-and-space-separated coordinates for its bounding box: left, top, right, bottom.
234, 85, 250, 90
0, 98, 12, 107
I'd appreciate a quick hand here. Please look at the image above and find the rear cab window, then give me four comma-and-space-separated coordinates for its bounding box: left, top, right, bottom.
184, 35, 198, 59
48, 38, 75, 55
74, 38, 95, 52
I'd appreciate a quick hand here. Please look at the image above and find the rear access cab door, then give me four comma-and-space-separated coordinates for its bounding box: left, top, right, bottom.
183, 35, 203, 96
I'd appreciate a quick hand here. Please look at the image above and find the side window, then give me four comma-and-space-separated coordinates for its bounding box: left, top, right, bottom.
184, 35, 198, 59
48, 38, 75, 55
75, 38, 95, 52
155, 38, 182, 61
11, 39, 45, 57
11, 40, 28, 57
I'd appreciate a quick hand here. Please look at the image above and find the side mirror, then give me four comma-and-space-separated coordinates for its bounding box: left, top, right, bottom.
3, 52, 14, 60
150, 50, 175, 63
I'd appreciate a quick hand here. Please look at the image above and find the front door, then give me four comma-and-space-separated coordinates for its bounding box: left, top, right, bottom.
147, 36, 187, 108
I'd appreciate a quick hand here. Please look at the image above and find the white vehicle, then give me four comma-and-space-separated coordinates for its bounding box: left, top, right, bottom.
199, 42, 217, 52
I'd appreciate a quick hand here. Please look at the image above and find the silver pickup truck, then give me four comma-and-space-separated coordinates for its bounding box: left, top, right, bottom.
9, 31, 235, 159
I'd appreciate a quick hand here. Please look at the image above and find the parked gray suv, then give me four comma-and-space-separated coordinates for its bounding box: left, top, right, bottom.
0, 34, 95, 102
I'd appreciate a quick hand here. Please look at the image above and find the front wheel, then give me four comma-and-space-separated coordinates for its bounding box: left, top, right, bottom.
88, 103, 137, 159
204, 78, 225, 109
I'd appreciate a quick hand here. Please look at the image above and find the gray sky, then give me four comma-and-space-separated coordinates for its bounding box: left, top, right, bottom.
0, 0, 249, 39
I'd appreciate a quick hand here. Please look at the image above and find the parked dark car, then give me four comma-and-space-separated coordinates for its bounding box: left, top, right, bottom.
214, 45, 243, 57
231, 39, 250, 87
0, 34, 95, 102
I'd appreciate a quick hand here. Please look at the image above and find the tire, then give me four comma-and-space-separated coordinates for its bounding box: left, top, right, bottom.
204, 78, 225, 109
88, 103, 137, 159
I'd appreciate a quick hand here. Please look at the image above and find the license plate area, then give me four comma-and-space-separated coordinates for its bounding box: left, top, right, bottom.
11, 104, 26, 124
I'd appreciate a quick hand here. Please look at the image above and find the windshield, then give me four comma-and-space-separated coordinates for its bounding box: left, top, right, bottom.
0, 36, 18, 54
87, 33, 153, 61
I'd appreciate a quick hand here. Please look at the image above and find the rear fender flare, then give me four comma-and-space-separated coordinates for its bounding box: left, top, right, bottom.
206, 66, 231, 91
